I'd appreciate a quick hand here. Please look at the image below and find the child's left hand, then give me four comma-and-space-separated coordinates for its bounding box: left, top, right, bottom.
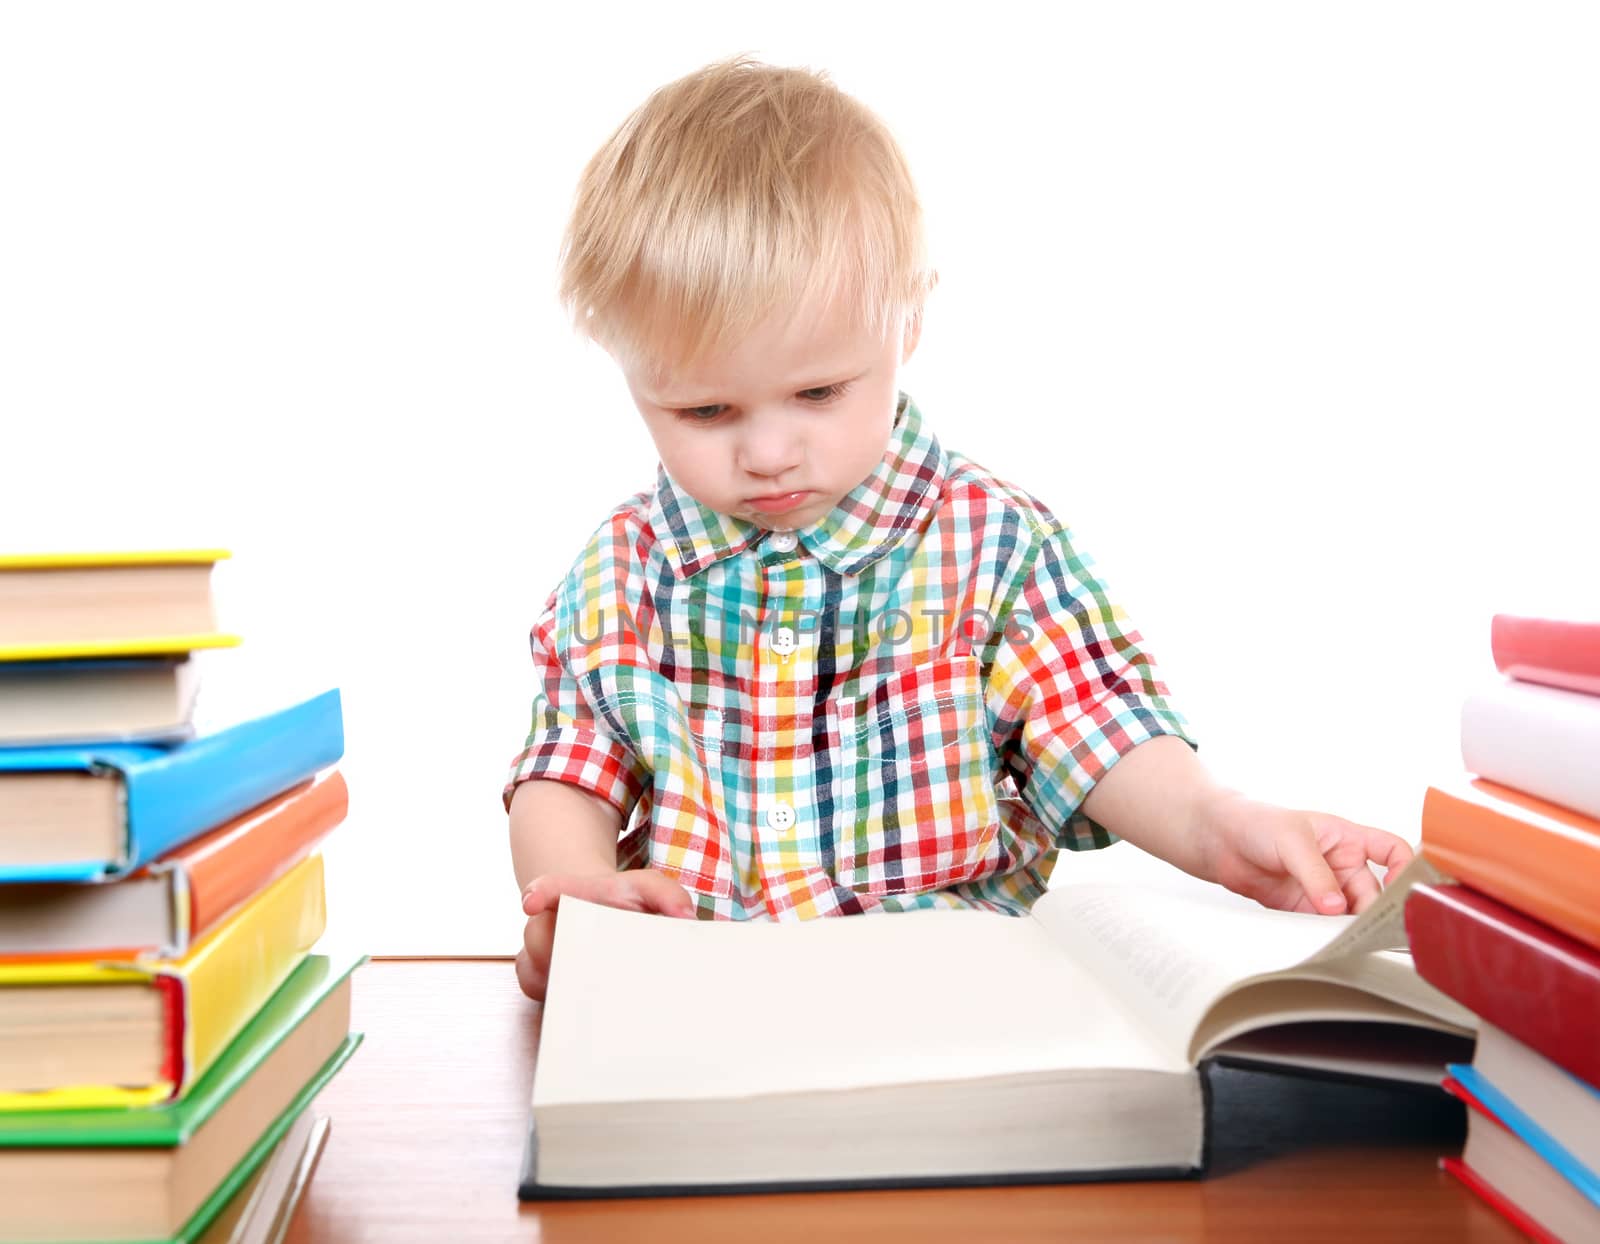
1198, 792, 1413, 916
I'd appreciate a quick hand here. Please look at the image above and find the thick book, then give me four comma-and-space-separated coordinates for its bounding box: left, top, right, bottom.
0, 657, 200, 747
1460, 676, 1600, 821
196, 1110, 329, 1244
1491, 613, 1600, 697
1440, 1068, 1600, 1234
0, 549, 241, 662
0, 953, 363, 1244
1420, 777, 1600, 953
1441, 1076, 1600, 1243
519, 861, 1474, 1199
1405, 882, 1600, 1088
0, 688, 344, 882
0, 772, 348, 961
0, 853, 326, 1110
1455, 1024, 1600, 1202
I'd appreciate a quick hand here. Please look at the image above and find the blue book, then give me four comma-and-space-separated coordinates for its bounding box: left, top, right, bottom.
1449, 1061, 1600, 1208
0, 688, 343, 883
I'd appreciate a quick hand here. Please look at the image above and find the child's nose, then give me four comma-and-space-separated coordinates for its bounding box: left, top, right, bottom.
736, 423, 804, 480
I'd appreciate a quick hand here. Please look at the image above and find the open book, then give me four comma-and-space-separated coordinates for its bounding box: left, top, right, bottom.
519, 857, 1475, 1199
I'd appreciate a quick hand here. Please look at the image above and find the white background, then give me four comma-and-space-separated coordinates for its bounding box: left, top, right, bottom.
2, 3, 1595, 954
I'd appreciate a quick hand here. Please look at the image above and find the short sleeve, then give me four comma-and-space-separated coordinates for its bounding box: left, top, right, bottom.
985, 528, 1198, 851
502, 590, 652, 821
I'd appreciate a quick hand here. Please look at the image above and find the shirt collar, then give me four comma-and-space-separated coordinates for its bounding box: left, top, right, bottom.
649, 391, 946, 580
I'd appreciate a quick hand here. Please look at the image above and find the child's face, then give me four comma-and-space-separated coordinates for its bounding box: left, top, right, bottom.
620, 297, 922, 531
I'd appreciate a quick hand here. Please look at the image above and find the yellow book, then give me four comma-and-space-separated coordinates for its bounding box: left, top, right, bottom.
0, 853, 326, 1111
0, 549, 241, 661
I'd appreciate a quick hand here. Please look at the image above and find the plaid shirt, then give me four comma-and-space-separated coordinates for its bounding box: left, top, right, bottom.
505, 392, 1197, 920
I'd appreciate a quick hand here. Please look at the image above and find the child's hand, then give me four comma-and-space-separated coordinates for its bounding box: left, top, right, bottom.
1200, 793, 1414, 917
515, 869, 696, 1002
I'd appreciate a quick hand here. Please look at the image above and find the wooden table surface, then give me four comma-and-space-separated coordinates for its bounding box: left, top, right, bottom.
285, 960, 1520, 1243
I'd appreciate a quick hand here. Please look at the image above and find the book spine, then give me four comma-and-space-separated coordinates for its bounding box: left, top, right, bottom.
1460, 678, 1600, 821
1406, 883, 1600, 1088
1492, 614, 1600, 697
1421, 784, 1600, 954
173, 853, 327, 1096
121, 689, 345, 873
178, 771, 348, 948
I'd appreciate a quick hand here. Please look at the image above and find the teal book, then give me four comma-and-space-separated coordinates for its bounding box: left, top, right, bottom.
0, 953, 365, 1244
0, 689, 344, 883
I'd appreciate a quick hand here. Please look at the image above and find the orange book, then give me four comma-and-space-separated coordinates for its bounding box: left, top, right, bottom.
1421, 776, 1600, 953
0, 772, 346, 961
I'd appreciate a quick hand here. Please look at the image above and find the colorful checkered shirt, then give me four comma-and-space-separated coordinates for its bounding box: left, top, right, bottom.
504, 392, 1197, 920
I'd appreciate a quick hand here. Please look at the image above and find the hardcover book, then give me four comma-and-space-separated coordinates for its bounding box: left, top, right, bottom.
1420, 777, 1600, 953
1405, 881, 1600, 1088
1460, 676, 1600, 822
0, 549, 240, 662
520, 860, 1473, 1199
0, 657, 200, 747
0, 689, 344, 882
0, 854, 326, 1110
0, 773, 347, 961
0, 954, 363, 1244
1442, 1076, 1600, 1244
1491, 613, 1600, 697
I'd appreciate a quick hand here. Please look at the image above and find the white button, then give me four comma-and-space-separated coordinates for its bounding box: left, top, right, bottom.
768, 626, 797, 655
767, 531, 798, 552
765, 801, 796, 832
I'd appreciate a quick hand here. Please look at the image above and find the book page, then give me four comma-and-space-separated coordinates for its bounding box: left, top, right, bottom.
533, 897, 1188, 1110
1030, 883, 1353, 1059
1302, 854, 1447, 963
1031, 854, 1471, 1064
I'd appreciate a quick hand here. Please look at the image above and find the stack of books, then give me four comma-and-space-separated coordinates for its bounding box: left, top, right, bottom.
1402, 614, 1600, 1242
0, 550, 364, 1244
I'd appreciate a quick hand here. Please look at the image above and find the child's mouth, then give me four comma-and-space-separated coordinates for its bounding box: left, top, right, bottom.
747, 491, 812, 514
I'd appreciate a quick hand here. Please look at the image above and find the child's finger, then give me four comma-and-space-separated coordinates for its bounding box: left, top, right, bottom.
623, 870, 697, 917
1341, 863, 1383, 915
1364, 828, 1414, 886
523, 871, 696, 918
1279, 829, 1347, 914
521, 877, 560, 916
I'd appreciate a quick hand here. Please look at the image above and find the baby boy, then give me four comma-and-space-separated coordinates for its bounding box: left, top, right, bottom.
505, 56, 1410, 1001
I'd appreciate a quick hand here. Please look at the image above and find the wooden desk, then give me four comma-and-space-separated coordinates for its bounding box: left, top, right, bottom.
286, 961, 1520, 1243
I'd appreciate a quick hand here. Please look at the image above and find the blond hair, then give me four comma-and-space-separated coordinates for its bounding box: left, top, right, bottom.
558, 55, 935, 383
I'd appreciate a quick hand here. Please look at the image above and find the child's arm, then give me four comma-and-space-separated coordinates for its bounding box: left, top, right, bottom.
510, 779, 694, 1001
1078, 734, 1413, 916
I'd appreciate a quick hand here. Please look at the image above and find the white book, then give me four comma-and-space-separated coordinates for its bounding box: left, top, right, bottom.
520, 858, 1474, 1198
1461, 677, 1600, 821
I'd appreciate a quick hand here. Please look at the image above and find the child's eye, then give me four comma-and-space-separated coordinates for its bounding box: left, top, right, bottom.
671, 382, 850, 423
799, 382, 850, 403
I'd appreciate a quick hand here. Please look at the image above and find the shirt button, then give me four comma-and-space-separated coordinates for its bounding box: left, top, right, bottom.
765, 801, 796, 833
768, 626, 798, 656
767, 531, 798, 553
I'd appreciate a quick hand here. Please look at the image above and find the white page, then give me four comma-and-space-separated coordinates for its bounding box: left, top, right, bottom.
534, 898, 1187, 1110
1029, 882, 1355, 1056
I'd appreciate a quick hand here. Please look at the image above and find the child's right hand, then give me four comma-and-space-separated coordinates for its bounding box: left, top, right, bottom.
516, 870, 696, 1002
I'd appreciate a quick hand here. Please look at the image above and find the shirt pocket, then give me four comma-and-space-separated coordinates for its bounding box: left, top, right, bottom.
825, 654, 1002, 896
590, 665, 734, 902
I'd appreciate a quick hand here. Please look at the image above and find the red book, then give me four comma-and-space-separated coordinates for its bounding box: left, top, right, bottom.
1406, 882, 1600, 1090
1491, 614, 1600, 697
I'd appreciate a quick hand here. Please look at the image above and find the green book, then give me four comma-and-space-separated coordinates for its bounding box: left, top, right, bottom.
0, 952, 365, 1244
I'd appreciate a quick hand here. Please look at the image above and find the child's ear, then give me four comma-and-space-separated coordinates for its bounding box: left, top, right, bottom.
901, 307, 924, 364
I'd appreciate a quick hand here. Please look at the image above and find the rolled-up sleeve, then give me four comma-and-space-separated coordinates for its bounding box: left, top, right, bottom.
986, 527, 1198, 851
502, 590, 651, 821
